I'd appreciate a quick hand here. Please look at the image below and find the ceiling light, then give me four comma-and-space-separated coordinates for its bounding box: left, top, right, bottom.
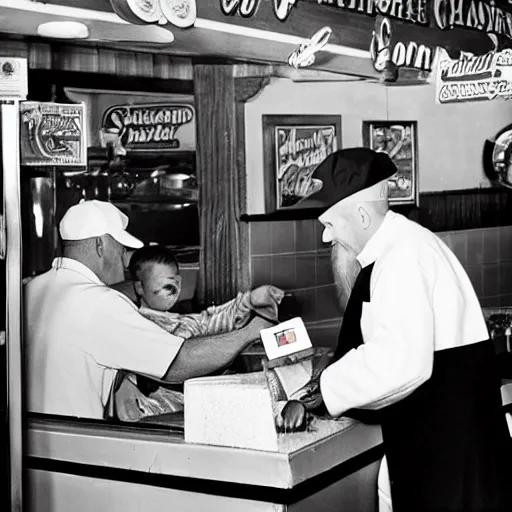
37, 21, 89, 40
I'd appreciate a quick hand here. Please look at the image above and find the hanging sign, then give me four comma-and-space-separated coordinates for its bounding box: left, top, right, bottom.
20, 102, 87, 167
370, 16, 437, 81
100, 103, 195, 153
435, 48, 512, 104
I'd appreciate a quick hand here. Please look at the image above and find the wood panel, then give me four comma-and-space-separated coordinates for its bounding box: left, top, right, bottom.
0, 37, 193, 80
241, 188, 512, 233
194, 65, 262, 305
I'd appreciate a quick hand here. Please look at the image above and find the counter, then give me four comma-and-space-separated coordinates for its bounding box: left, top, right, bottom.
26, 414, 383, 511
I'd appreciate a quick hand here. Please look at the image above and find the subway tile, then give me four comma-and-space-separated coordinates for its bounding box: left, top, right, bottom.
464, 264, 483, 298
315, 221, 329, 251
436, 231, 452, 250
271, 221, 295, 254
482, 263, 500, 298
316, 250, 334, 286
271, 254, 296, 289
465, 230, 483, 265
500, 261, 512, 295
316, 285, 342, 321
295, 219, 316, 253
500, 226, 512, 262
450, 231, 467, 265
295, 253, 316, 289
483, 228, 500, 264
290, 288, 317, 323
251, 256, 271, 288
250, 222, 272, 255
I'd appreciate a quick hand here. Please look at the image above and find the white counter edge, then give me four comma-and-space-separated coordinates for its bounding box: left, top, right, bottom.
26, 418, 383, 489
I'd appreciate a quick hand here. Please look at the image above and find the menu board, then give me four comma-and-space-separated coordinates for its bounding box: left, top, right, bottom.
20, 102, 87, 167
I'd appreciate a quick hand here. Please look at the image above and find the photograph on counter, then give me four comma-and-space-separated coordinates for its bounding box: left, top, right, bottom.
262, 114, 342, 212
260, 317, 312, 361
362, 120, 419, 206
275, 327, 298, 347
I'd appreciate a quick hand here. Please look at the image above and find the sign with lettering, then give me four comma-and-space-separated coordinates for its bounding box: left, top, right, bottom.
436, 48, 512, 103
370, 16, 436, 80
20, 102, 87, 166
100, 103, 195, 153
222, 0, 512, 41
262, 115, 342, 211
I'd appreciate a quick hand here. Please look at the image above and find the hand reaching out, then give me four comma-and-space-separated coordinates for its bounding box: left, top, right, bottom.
250, 285, 285, 323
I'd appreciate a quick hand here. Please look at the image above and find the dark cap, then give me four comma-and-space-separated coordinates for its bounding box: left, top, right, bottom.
299, 147, 397, 208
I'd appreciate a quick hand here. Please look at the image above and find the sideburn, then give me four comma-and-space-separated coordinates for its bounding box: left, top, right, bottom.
331, 244, 361, 314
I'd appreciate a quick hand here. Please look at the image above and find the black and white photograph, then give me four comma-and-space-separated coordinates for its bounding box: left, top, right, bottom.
3, 1, 512, 512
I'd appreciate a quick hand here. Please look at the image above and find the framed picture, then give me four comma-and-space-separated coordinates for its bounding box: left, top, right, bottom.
262, 114, 342, 212
362, 121, 419, 206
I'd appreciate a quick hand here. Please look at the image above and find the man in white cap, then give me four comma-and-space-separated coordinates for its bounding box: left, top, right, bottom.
281, 148, 511, 512
24, 200, 271, 420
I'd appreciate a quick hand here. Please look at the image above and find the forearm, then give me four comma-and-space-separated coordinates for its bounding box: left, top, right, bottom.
162, 323, 256, 383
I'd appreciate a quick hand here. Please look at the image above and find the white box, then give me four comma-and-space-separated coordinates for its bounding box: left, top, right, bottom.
185, 372, 279, 452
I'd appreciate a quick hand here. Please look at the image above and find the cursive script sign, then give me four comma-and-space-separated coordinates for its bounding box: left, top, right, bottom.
101, 103, 195, 152
436, 48, 512, 103
221, 0, 512, 41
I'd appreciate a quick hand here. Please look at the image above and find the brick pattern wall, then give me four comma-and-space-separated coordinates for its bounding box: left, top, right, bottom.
249, 220, 512, 348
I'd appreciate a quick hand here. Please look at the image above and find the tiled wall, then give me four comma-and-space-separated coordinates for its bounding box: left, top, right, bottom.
437, 226, 512, 309
249, 220, 512, 348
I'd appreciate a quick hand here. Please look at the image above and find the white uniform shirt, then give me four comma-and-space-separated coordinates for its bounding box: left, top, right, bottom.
24, 257, 184, 419
320, 211, 489, 417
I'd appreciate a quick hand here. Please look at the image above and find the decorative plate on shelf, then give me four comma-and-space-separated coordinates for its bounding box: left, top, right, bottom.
111, 0, 163, 24
159, 0, 197, 28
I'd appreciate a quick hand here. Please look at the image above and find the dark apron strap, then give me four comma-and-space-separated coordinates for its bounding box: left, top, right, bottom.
331, 263, 374, 363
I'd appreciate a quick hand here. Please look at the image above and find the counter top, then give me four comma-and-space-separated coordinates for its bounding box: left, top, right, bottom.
27, 415, 383, 490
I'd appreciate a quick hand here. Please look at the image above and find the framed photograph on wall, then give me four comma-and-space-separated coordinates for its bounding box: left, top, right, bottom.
262, 114, 342, 212
362, 121, 419, 206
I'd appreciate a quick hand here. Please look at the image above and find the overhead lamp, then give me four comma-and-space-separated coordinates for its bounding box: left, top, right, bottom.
37, 21, 90, 40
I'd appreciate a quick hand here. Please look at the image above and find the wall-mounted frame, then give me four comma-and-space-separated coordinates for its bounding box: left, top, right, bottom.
262, 114, 342, 213
362, 120, 419, 206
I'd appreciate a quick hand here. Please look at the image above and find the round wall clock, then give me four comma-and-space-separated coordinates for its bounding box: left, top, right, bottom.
160, 0, 197, 28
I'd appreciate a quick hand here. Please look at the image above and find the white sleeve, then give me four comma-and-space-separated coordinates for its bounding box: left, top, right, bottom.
320, 249, 435, 417
86, 290, 184, 379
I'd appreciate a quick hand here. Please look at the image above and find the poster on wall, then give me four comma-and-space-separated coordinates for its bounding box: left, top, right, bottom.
20, 102, 87, 167
436, 48, 512, 104
362, 120, 418, 206
262, 114, 342, 212
100, 103, 195, 155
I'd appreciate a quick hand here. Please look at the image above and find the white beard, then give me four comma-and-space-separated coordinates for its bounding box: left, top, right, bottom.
331, 243, 361, 314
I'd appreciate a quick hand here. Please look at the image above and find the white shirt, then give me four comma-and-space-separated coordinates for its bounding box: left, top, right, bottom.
24, 257, 184, 419
320, 211, 489, 417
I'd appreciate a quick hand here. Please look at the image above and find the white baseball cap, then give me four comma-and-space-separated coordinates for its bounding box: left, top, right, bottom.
59, 200, 143, 249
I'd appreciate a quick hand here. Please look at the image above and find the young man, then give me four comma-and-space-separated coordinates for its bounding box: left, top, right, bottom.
24, 200, 272, 420
282, 148, 511, 512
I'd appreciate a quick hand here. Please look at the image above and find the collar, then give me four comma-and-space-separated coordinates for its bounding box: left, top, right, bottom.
356, 210, 400, 269
51, 257, 104, 285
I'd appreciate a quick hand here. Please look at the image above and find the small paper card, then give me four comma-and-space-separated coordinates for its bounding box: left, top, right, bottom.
260, 317, 312, 361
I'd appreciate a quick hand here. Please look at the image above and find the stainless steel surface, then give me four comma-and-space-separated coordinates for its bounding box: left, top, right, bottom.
27, 415, 382, 489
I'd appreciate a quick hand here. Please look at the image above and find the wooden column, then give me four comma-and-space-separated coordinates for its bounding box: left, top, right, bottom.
193, 64, 270, 305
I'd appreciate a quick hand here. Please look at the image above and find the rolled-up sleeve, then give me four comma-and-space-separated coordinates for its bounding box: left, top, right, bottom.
87, 289, 184, 379
321, 250, 435, 417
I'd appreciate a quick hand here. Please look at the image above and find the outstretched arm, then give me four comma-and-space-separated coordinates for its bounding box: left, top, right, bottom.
162, 315, 272, 383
